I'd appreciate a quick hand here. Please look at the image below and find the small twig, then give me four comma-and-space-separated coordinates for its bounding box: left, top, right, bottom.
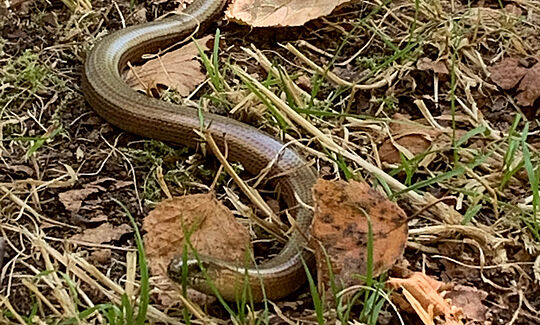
156, 165, 172, 199
204, 132, 287, 242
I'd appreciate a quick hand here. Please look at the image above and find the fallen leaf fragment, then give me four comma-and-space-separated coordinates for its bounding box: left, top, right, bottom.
489, 57, 528, 90
388, 272, 464, 325
379, 114, 440, 164
226, 0, 351, 27
124, 35, 211, 96
143, 193, 251, 277
490, 57, 540, 106
445, 285, 488, 322
59, 185, 104, 213
70, 223, 131, 244
89, 249, 112, 264
143, 193, 251, 304
516, 61, 540, 106
59, 178, 130, 213
311, 179, 408, 292
417, 57, 449, 74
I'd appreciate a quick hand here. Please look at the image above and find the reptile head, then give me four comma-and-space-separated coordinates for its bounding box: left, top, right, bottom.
167, 254, 243, 301
168, 255, 212, 284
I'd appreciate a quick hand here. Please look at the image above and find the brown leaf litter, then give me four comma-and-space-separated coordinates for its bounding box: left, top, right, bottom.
445, 285, 489, 322
142, 193, 250, 304
226, 0, 351, 27
417, 57, 449, 75
58, 178, 133, 213
378, 114, 442, 165
489, 56, 540, 107
59, 184, 104, 213
69, 223, 132, 244
124, 35, 212, 97
311, 179, 408, 294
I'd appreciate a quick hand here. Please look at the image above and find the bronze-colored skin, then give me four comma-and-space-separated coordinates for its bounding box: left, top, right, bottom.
82, 0, 316, 301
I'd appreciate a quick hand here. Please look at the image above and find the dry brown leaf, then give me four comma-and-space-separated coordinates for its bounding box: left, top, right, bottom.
379, 134, 433, 164
490, 57, 528, 90
388, 272, 464, 325
311, 179, 408, 292
124, 35, 211, 96
379, 114, 441, 164
59, 185, 104, 213
70, 223, 131, 244
88, 249, 112, 264
516, 61, 540, 106
59, 178, 130, 213
143, 194, 251, 305
226, 0, 351, 27
417, 57, 449, 74
445, 285, 488, 322
143, 193, 251, 278
490, 57, 540, 106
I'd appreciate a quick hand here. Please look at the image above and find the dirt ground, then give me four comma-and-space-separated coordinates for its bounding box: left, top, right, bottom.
1, 0, 539, 323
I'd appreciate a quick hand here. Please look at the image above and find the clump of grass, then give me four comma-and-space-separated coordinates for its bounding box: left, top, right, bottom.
1, 49, 51, 105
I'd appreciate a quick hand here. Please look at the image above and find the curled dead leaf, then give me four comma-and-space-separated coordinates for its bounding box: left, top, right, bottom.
89, 249, 112, 264
226, 0, 352, 27
311, 179, 408, 293
59, 185, 103, 213
516, 61, 540, 106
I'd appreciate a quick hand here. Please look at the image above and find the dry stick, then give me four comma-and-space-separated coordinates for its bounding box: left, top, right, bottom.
204, 133, 287, 243
409, 225, 511, 249
229, 92, 257, 114
156, 165, 173, 199
0, 237, 4, 282
414, 99, 445, 130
